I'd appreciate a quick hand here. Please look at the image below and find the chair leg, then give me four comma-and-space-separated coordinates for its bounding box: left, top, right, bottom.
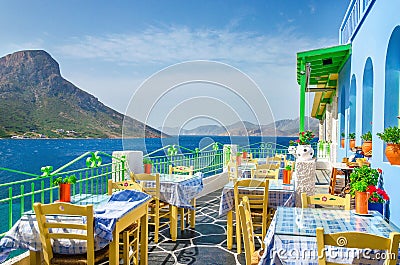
190, 198, 196, 228
236, 211, 241, 254
180, 208, 185, 231
154, 205, 159, 243
122, 231, 129, 265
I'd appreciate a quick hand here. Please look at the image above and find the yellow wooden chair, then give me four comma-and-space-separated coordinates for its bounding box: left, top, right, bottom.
33, 202, 109, 265
301, 193, 351, 210
131, 172, 171, 243
169, 165, 193, 175
227, 160, 239, 181
274, 153, 287, 167
251, 163, 279, 179
234, 179, 269, 253
108, 179, 142, 265
238, 196, 263, 265
169, 165, 196, 229
316, 227, 400, 265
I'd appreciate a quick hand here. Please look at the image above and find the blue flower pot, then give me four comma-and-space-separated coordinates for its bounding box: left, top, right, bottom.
368, 202, 384, 215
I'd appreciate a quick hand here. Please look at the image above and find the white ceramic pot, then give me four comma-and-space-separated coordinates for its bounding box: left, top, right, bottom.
288, 146, 296, 155
295, 145, 314, 161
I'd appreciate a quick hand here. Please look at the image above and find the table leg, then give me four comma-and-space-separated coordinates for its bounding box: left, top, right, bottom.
140, 210, 148, 265
30, 250, 41, 264
190, 198, 196, 228
170, 205, 178, 241
227, 210, 233, 250
109, 224, 119, 265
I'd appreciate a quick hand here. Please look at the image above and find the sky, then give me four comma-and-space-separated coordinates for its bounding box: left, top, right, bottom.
0, 0, 350, 130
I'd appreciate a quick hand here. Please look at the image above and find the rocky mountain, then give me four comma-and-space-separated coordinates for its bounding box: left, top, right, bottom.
0, 50, 162, 138
161, 117, 319, 137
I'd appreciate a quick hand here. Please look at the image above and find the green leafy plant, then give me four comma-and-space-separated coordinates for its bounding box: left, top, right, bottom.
361, 131, 372, 141
348, 132, 356, 140
376, 126, 400, 144
53, 175, 77, 185
236, 151, 242, 157
285, 165, 292, 171
295, 130, 315, 145
341, 132, 345, 138
349, 166, 381, 195
143, 158, 153, 165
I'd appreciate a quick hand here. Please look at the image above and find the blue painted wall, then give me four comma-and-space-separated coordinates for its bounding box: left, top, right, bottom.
338, 0, 400, 225
337, 57, 351, 160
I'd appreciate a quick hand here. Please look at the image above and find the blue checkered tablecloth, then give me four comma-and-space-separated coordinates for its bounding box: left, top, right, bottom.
142, 174, 203, 209
218, 179, 295, 216
0, 190, 151, 263
260, 207, 400, 265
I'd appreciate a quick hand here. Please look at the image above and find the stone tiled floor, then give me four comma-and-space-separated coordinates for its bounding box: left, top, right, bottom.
145, 188, 260, 265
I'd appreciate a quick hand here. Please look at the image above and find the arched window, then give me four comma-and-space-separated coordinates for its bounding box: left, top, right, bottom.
362, 58, 373, 134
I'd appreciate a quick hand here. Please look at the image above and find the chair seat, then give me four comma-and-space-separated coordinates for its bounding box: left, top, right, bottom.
123, 222, 138, 232
51, 246, 109, 265
149, 200, 169, 208
251, 249, 264, 265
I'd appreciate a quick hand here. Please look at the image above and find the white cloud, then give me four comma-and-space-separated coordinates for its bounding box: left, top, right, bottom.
56, 26, 335, 67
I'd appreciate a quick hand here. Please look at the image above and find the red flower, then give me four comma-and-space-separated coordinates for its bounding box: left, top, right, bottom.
124, 182, 129, 187
371, 197, 379, 202
366, 185, 376, 192
377, 168, 382, 174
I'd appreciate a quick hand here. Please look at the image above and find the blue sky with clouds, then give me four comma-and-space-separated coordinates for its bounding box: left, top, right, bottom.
0, 0, 350, 129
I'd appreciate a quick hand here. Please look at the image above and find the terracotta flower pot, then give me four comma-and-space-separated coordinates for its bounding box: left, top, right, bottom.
361, 141, 372, 154
242, 151, 248, 159
144, 163, 152, 174
236, 156, 242, 166
340, 138, 345, 148
59, 183, 71, 202
283, 170, 291, 184
349, 139, 356, 149
355, 191, 370, 214
385, 143, 400, 165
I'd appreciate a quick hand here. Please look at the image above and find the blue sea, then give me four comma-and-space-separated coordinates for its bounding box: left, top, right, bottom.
0, 136, 301, 183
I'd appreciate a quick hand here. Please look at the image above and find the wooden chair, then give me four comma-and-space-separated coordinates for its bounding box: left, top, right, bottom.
131, 172, 171, 243
316, 227, 400, 265
169, 165, 193, 175
33, 202, 109, 265
251, 168, 279, 179
274, 154, 287, 167
301, 193, 351, 210
227, 160, 239, 181
238, 196, 263, 265
108, 179, 142, 265
169, 165, 196, 229
328, 167, 346, 195
234, 179, 269, 253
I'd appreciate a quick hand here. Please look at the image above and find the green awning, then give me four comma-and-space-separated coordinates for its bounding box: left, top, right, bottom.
296, 44, 351, 121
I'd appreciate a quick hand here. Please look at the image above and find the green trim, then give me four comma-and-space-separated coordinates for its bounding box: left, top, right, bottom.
299, 60, 306, 132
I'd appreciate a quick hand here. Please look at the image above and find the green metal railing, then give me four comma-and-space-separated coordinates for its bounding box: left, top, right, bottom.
239, 142, 294, 160
144, 142, 224, 176
0, 151, 126, 237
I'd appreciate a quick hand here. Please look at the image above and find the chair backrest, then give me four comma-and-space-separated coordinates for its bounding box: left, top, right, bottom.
238, 196, 256, 265
316, 227, 400, 265
251, 168, 279, 179
169, 165, 193, 175
33, 202, 95, 264
242, 158, 258, 165
234, 179, 269, 218
107, 179, 143, 195
131, 172, 161, 199
301, 193, 351, 210
227, 160, 239, 181
256, 162, 280, 170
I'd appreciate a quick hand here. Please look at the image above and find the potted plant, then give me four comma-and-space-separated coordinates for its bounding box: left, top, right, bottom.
242, 150, 248, 159
283, 165, 292, 184
348, 132, 356, 149
143, 158, 153, 174
377, 126, 400, 165
294, 130, 315, 161
361, 131, 372, 155
236, 151, 242, 166
366, 184, 389, 215
53, 175, 77, 202
349, 166, 380, 214
340, 132, 345, 148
